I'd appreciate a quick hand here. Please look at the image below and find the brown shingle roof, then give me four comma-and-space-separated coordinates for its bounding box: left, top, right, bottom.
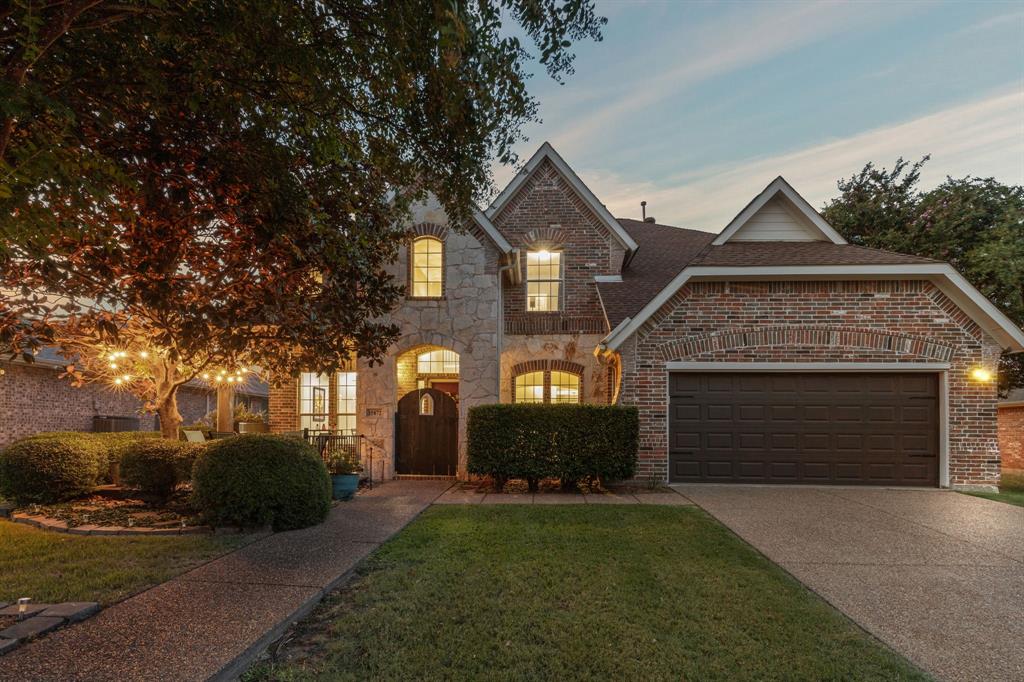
596, 220, 942, 328
690, 242, 940, 267
596, 219, 715, 327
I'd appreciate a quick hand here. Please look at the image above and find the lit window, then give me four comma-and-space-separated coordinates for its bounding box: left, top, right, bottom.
417, 349, 459, 375
299, 372, 331, 432
550, 371, 580, 404
526, 250, 561, 312
420, 393, 434, 415
336, 372, 357, 433
411, 236, 443, 298
514, 371, 545, 404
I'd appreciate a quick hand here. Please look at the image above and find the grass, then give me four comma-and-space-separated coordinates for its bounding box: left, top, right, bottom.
246, 506, 925, 681
0, 519, 250, 606
963, 469, 1024, 508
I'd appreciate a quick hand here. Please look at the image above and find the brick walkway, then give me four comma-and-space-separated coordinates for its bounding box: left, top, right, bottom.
0, 480, 452, 682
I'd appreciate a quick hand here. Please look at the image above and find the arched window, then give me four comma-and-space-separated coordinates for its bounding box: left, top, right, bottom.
549, 371, 580, 404
419, 393, 435, 415
411, 236, 443, 298
513, 371, 546, 404
417, 349, 459, 375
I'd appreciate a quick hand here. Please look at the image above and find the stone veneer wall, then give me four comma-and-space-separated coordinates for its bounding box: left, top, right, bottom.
268, 196, 501, 479
617, 280, 1004, 487
500, 333, 612, 404
0, 361, 211, 447
492, 157, 623, 335
998, 404, 1024, 470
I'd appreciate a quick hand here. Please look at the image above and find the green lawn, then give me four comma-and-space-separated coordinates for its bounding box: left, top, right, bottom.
0, 520, 250, 606
964, 469, 1024, 507
246, 506, 925, 681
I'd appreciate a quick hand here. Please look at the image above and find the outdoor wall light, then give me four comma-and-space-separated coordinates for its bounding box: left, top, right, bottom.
970, 367, 993, 383
17, 597, 30, 619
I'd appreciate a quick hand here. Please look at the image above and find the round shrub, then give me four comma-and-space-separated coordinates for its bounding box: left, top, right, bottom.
0, 434, 104, 504
121, 440, 202, 501
192, 435, 330, 531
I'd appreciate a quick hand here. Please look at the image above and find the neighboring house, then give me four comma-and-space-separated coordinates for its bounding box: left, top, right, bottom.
261, 143, 1020, 489
998, 389, 1024, 471
0, 347, 268, 447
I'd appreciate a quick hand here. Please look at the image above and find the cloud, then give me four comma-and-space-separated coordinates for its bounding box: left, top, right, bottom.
577, 87, 1024, 231
544, 2, 918, 157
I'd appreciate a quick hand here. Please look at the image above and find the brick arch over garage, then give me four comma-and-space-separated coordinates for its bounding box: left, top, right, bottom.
656, 326, 956, 363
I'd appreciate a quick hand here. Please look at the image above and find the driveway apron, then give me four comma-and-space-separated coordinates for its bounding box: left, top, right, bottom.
674, 485, 1024, 682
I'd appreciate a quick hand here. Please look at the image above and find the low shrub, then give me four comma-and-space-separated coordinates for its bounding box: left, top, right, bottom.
18, 431, 161, 483
121, 440, 202, 500
467, 404, 639, 490
0, 433, 105, 504
191, 434, 330, 531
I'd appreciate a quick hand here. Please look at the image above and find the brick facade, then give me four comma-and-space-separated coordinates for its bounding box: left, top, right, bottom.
998, 404, 1024, 471
0, 360, 212, 447
617, 280, 1004, 487
493, 158, 622, 335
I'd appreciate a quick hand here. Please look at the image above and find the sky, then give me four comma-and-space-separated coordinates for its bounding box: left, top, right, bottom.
491, 0, 1024, 232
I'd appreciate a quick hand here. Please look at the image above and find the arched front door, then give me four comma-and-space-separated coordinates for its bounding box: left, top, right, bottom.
395, 388, 458, 476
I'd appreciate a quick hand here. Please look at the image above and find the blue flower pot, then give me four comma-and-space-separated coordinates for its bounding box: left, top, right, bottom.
331, 473, 360, 501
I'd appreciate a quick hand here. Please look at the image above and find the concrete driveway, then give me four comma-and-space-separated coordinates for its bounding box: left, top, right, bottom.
672, 485, 1024, 682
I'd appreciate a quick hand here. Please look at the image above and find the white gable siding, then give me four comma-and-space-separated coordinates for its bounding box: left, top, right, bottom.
729, 195, 824, 241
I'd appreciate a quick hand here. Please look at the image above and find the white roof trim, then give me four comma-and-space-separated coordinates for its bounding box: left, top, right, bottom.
486, 142, 638, 253
471, 207, 513, 254
600, 263, 1024, 353
712, 177, 847, 246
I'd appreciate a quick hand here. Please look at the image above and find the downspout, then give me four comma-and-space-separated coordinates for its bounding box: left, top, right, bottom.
496, 249, 520, 401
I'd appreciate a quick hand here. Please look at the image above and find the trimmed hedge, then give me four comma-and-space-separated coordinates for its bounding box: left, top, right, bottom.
18, 431, 161, 481
191, 434, 331, 531
121, 440, 202, 500
467, 404, 639, 490
0, 433, 104, 504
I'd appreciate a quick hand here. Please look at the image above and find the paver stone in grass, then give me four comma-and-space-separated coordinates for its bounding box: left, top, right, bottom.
0, 616, 64, 641
40, 603, 100, 623
0, 638, 18, 655
0, 603, 52, 618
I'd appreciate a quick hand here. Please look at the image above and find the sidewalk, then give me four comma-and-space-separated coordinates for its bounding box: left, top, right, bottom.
0, 480, 452, 682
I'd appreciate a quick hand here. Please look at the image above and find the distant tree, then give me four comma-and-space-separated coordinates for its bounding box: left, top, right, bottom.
823, 158, 1024, 394
0, 0, 606, 437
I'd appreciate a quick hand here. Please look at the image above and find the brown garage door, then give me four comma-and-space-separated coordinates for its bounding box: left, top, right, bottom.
669, 372, 939, 486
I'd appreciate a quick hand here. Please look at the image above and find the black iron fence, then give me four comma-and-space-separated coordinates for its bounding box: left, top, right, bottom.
300, 429, 376, 487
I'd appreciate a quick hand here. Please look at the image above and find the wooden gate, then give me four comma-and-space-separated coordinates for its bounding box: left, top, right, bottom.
395, 388, 458, 476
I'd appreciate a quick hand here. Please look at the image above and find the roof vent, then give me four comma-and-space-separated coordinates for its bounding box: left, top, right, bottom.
640, 200, 655, 223
644, 216, 656, 223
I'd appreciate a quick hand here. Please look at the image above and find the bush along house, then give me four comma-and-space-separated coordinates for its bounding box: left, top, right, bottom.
268, 143, 1024, 490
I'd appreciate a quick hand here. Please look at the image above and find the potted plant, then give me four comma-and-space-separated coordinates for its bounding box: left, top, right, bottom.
233, 405, 268, 434
327, 451, 361, 501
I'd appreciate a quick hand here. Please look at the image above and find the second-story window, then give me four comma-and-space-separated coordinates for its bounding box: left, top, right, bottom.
526, 250, 561, 312
411, 236, 443, 298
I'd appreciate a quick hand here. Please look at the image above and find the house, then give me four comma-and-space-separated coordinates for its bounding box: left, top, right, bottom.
998, 389, 1024, 471
268, 143, 1024, 489
0, 346, 268, 447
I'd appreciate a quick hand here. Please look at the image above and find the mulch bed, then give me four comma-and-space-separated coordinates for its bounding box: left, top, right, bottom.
16, 487, 204, 532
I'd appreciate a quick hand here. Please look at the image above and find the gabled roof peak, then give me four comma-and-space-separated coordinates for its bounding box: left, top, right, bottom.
713, 176, 847, 246
486, 142, 639, 254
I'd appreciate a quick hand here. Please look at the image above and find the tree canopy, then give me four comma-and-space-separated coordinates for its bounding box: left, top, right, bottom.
822, 158, 1024, 393
0, 0, 605, 435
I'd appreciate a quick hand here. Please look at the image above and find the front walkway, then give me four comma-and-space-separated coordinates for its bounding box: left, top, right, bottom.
0, 480, 452, 682
674, 485, 1024, 682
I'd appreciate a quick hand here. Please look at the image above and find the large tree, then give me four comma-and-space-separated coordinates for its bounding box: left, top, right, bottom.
0, 0, 605, 436
822, 158, 1024, 394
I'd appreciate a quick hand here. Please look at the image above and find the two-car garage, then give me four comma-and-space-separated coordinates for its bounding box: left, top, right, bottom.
668, 370, 940, 486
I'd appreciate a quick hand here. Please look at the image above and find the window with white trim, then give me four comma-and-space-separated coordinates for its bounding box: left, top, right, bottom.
299, 372, 331, 432
526, 250, 561, 312
549, 371, 580, 404
411, 236, 443, 298
513, 371, 545, 404
336, 372, 357, 433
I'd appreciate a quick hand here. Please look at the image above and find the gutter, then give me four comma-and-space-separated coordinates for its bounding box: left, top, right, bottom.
496, 249, 520, 398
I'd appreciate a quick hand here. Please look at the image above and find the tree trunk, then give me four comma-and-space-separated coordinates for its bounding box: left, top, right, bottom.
155, 381, 182, 440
